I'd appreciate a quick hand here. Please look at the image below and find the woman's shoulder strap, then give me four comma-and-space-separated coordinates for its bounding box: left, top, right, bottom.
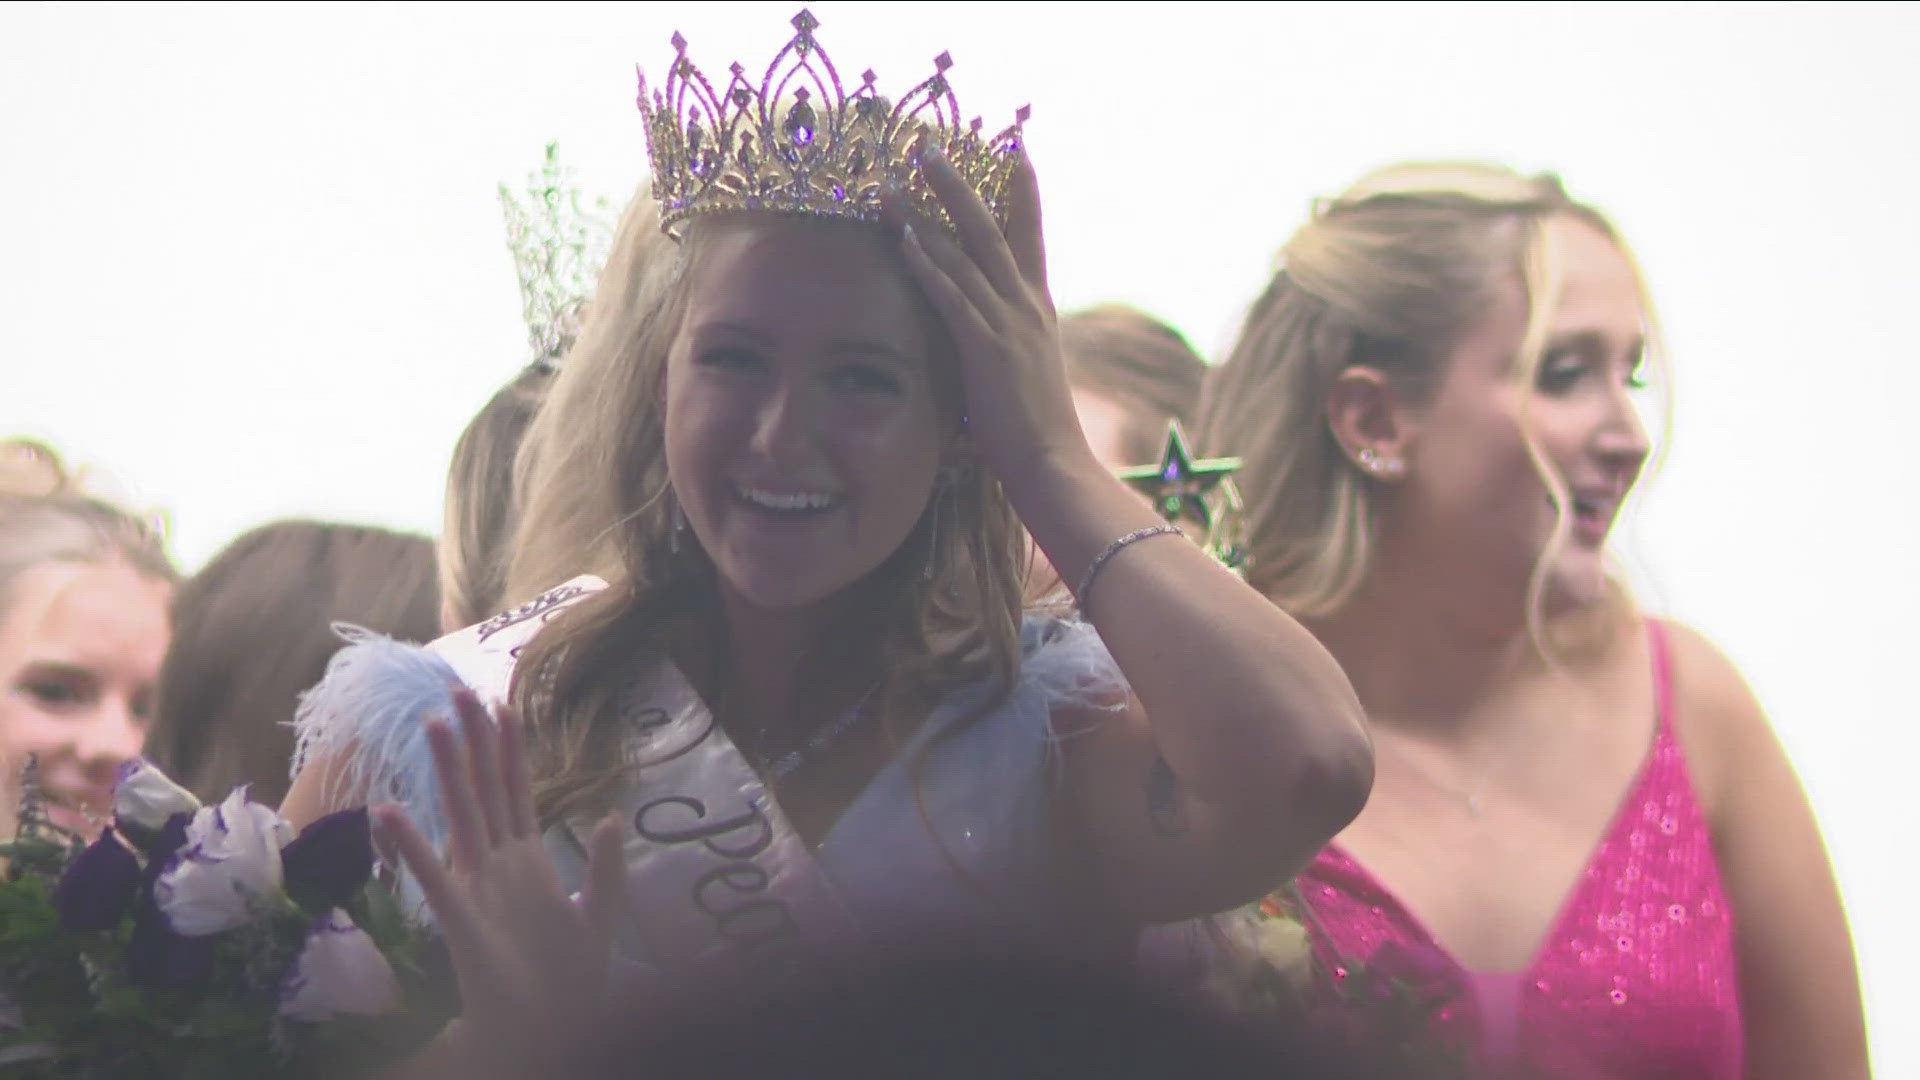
1645, 616, 1675, 733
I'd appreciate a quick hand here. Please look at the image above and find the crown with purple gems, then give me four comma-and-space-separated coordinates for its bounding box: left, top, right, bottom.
636, 9, 1029, 239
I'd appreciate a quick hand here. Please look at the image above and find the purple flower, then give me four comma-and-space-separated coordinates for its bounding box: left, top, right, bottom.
281, 808, 374, 916
126, 887, 216, 989
138, 811, 192, 879
124, 812, 215, 988
278, 909, 401, 1021
54, 827, 141, 931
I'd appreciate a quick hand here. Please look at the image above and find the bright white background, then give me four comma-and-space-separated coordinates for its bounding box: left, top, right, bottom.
3, 2, 1914, 1069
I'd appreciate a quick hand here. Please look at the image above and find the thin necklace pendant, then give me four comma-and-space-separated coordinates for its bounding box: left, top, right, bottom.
762, 706, 862, 782
1379, 735, 1489, 821
756, 683, 880, 783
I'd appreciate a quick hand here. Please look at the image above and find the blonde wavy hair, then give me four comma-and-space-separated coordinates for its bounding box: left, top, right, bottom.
505, 188, 1028, 823
1196, 161, 1664, 644
439, 362, 556, 631
0, 438, 176, 612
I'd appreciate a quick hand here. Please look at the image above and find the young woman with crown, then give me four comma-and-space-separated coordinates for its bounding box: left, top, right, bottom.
280, 12, 1372, 1075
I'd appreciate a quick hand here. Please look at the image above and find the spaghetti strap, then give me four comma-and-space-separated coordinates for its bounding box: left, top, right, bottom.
1283, 616, 1742, 1078
1646, 618, 1675, 733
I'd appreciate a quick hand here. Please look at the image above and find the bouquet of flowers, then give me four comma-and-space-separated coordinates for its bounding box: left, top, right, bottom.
0, 757, 453, 1079
1237, 886, 1472, 1080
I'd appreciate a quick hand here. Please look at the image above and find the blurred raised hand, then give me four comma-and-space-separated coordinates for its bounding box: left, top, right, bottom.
374, 689, 625, 1080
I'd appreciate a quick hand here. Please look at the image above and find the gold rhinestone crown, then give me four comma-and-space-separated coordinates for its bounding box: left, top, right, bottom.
636, 9, 1030, 238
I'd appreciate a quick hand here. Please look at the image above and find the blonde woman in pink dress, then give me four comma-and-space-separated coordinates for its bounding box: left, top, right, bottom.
1196, 162, 1869, 1078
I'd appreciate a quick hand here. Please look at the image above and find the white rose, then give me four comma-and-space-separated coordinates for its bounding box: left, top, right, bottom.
1256, 914, 1315, 991
112, 759, 201, 832
154, 788, 295, 935
278, 909, 402, 1021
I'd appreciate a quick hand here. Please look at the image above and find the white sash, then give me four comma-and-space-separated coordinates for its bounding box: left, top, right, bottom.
591, 659, 861, 981
430, 577, 861, 984
427, 576, 604, 704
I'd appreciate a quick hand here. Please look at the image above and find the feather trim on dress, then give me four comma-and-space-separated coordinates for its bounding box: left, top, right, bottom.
290, 625, 464, 859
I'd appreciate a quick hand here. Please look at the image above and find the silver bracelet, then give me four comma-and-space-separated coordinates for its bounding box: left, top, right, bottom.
1074, 524, 1184, 612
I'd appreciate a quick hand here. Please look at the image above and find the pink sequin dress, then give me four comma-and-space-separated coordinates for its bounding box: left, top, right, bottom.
1291, 621, 1745, 1078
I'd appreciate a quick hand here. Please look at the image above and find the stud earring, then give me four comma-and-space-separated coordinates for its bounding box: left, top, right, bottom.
1355, 447, 1404, 478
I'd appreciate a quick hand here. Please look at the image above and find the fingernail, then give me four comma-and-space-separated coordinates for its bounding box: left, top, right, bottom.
901, 222, 919, 248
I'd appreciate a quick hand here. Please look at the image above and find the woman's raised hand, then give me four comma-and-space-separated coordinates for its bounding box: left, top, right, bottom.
889, 150, 1093, 495
890, 149, 1373, 930
373, 689, 625, 1080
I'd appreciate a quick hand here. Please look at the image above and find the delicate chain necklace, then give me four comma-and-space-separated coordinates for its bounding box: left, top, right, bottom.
1373, 733, 1497, 818
752, 682, 881, 783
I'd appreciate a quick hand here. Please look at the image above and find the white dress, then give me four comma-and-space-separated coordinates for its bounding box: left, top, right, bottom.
291, 577, 1132, 984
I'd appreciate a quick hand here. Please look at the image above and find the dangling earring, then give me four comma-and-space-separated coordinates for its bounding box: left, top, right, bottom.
923, 483, 944, 582
669, 488, 686, 556
1355, 447, 1404, 478
924, 467, 960, 581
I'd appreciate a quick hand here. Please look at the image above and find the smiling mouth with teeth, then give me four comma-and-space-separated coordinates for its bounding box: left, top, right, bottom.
736, 484, 842, 512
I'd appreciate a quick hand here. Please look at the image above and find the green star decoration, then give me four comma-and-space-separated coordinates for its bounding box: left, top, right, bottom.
1117, 421, 1243, 535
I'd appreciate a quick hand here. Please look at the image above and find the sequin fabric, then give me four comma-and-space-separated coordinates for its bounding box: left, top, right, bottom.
1292, 622, 1744, 1078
